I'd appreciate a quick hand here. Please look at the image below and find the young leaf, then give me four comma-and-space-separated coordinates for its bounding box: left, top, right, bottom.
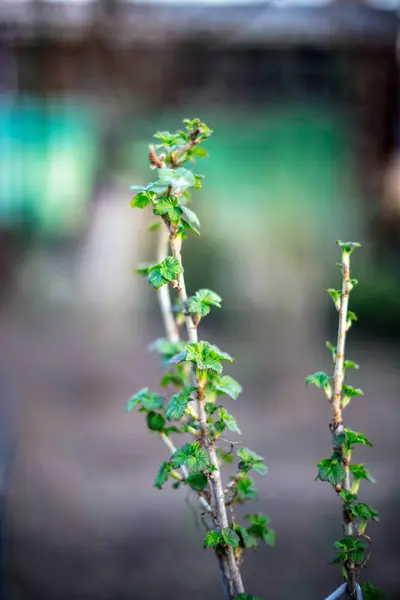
327, 288, 342, 311
159, 256, 183, 282
165, 386, 196, 420
154, 461, 171, 489
345, 428, 373, 450
187, 447, 212, 472
342, 384, 364, 408
335, 240, 361, 254
204, 529, 223, 549
131, 191, 152, 209
237, 448, 268, 476
350, 464, 376, 484
326, 341, 337, 362
234, 524, 258, 549
362, 583, 386, 600
153, 195, 182, 223
146, 411, 165, 432
186, 472, 208, 491
236, 475, 258, 501
349, 502, 379, 523
305, 371, 332, 399
339, 490, 357, 504
148, 267, 165, 289
317, 457, 346, 485
221, 527, 240, 548
213, 375, 242, 400
218, 408, 241, 434
126, 387, 149, 411
180, 205, 200, 232
170, 442, 193, 469
157, 166, 196, 194
235, 595, 264, 600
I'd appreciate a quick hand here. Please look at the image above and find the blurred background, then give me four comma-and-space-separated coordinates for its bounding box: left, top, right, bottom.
0, 1, 399, 599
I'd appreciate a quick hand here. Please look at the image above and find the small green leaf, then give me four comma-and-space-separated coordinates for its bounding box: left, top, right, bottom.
186, 472, 208, 491
344, 360, 359, 370
131, 191, 152, 209
204, 529, 223, 549
180, 205, 200, 231
157, 166, 196, 193
236, 475, 258, 501
218, 408, 241, 434
345, 428, 373, 450
135, 263, 154, 276
216, 448, 233, 464
350, 464, 376, 484
148, 267, 165, 289
154, 461, 171, 489
146, 411, 165, 431
305, 371, 332, 399
170, 442, 193, 468
221, 527, 240, 547
362, 583, 386, 600
165, 386, 196, 420
188, 289, 222, 317
317, 457, 346, 485
263, 528, 276, 548
126, 387, 148, 411
327, 288, 342, 310
339, 490, 357, 504
148, 220, 161, 231
326, 341, 337, 362
342, 385, 364, 408
213, 375, 242, 400
159, 256, 183, 282
235, 595, 264, 600
187, 447, 212, 472
336, 240, 361, 254
234, 524, 258, 549
349, 502, 379, 523
237, 447, 268, 476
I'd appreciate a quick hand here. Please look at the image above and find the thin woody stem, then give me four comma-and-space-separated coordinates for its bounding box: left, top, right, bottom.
331, 249, 355, 596
168, 230, 245, 598
156, 226, 179, 343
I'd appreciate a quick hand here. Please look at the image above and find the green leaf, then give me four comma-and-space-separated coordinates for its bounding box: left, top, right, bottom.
148, 220, 161, 231
126, 387, 148, 411
336, 240, 361, 254
326, 341, 337, 362
204, 529, 222, 549
305, 371, 331, 388
165, 386, 196, 420
154, 461, 171, 489
221, 527, 240, 547
334, 536, 366, 563
187, 447, 212, 472
263, 528, 276, 547
181, 341, 233, 374
148, 267, 165, 289
149, 338, 185, 363
218, 408, 241, 434
327, 288, 342, 310
188, 288, 222, 317
344, 360, 359, 370
342, 384, 364, 408
305, 371, 332, 399
127, 388, 164, 411
159, 256, 183, 282
235, 595, 264, 600
131, 191, 151, 209
186, 472, 208, 491
339, 490, 357, 504
317, 457, 346, 485
153, 196, 182, 223
169, 349, 188, 364
135, 263, 154, 276
237, 448, 268, 476
157, 167, 196, 194
350, 464, 376, 484
362, 583, 386, 600
216, 448, 233, 464
180, 206, 200, 232
234, 524, 258, 549
213, 375, 242, 400
349, 502, 379, 523
146, 411, 165, 431
236, 475, 258, 501
170, 442, 193, 469
345, 428, 373, 450
245, 513, 274, 546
